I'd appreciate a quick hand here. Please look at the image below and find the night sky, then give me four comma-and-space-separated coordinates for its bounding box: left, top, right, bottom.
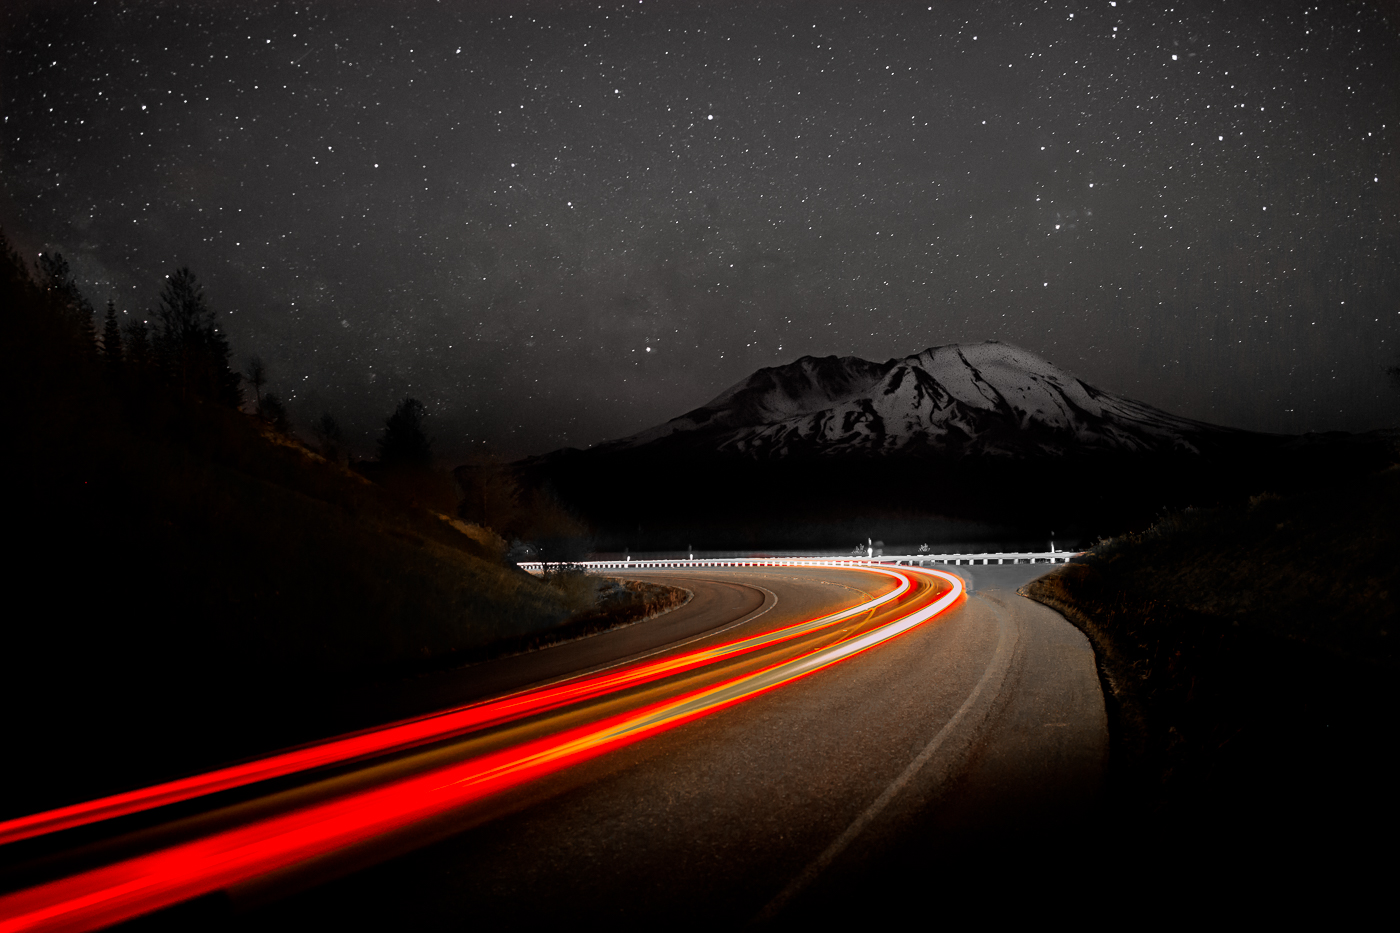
4, 0, 1398, 462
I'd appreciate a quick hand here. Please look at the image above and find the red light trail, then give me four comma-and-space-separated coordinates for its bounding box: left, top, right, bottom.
0, 567, 909, 849
0, 566, 963, 933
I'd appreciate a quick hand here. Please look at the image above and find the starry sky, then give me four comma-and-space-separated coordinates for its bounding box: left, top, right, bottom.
4, 0, 1398, 461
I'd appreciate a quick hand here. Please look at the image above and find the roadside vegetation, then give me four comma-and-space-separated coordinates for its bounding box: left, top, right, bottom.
407, 568, 692, 673
1023, 458, 1399, 864
0, 230, 680, 817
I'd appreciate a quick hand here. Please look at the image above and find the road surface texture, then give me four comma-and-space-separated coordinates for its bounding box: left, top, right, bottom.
215, 562, 1108, 929
0, 564, 1105, 930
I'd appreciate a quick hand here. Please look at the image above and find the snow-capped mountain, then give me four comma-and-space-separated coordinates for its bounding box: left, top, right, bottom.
599, 342, 1240, 460
502, 342, 1387, 548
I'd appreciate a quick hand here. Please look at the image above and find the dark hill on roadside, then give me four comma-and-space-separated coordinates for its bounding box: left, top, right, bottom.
1024, 459, 1399, 889
0, 234, 606, 819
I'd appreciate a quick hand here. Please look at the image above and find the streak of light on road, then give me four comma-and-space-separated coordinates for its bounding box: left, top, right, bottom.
0, 569, 909, 849
0, 566, 962, 933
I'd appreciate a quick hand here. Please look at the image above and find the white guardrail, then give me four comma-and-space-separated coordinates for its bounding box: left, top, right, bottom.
517, 552, 1081, 573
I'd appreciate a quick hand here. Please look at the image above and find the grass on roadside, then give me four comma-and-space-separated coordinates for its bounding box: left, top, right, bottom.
394, 572, 694, 675
1021, 460, 1399, 852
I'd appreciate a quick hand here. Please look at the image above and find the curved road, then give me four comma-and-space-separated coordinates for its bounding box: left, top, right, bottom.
248, 563, 1107, 928
0, 564, 1105, 930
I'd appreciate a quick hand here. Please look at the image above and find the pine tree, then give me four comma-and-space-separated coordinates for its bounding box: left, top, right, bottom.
313, 412, 346, 463
377, 397, 433, 468
101, 301, 123, 379
122, 317, 154, 378
244, 355, 267, 409
154, 267, 241, 407
0, 229, 31, 305
258, 392, 291, 432
36, 252, 95, 352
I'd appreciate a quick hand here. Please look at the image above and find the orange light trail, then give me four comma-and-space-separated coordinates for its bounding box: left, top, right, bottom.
0, 566, 963, 933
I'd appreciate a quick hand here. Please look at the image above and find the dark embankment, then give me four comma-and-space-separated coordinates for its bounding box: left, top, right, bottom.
1023, 460, 1399, 894
382, 572, 692, 676
0, 236, 677, 821
512, 431, 1395, 551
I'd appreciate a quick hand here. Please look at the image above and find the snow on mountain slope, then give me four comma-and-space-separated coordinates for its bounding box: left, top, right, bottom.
601, 342, 1240, 460
613, 353, 891, 448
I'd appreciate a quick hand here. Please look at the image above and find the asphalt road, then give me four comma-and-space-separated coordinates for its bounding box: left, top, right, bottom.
225, 563, 1108, 929
0, 563, 1105, 930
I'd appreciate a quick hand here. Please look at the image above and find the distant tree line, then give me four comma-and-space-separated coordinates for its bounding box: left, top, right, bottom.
378, 397, 433, 468
1, 228, 441, 470
101, 264, 241, 406
1, 231, 245, 416
3, 227, 591, 568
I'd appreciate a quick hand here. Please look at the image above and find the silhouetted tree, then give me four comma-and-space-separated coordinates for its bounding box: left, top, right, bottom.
456, 453, 522, 530
313, 412, 346, 463
258, 392, 291, 432
0, 229, 28, 303
36, 252, 95, 351
154, 267, 241, 407
122, 317, 154, 380
101, 301, 123, 379
244, 355, 267, 409
0, 229, 43, 400
377, 397, 433, 468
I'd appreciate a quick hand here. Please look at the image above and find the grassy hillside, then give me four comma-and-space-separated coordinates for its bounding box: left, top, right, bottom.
1023, 457, 1399, 879
0, 235, 629, 815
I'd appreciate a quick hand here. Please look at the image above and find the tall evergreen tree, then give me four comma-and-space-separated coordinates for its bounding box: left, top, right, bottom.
0, 230, 40, 407
154, 267, 241, 407
36, 252, 95, 352
377, 397, 433, 468
0, 229, 31, 306
244, 355, 267, 409
258, 392, 291, 432
313, 412, 346, 463
122, 318, 153, 375
101, 301, 123, 379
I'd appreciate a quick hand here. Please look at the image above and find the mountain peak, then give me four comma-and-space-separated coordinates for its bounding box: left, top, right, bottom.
700, 352, 892, 414
601, 341, 1234, 458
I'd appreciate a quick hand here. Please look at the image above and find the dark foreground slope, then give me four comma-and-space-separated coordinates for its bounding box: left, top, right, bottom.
0, 241, 589, 818
512, 344, 1393, 549
1023, 461, 1399, 882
